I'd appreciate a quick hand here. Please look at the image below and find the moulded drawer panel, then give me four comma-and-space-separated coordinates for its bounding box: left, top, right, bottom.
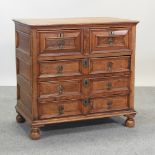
91, 95, 129, 113
90, 56, 130, 74
39, 100, 82, 119
39, 79, 82, 100
38, 29, 83, 56
90, 28, 130, 54
39, 59, 83, 78
91, 76, 129, 97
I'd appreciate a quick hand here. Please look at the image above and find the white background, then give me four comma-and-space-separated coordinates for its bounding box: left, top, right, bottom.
0, 0, 154, 86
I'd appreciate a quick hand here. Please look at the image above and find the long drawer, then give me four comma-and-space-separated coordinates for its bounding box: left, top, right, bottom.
38, 56, 130, 79
39, 94, 129, 119
38, 75, 130, 101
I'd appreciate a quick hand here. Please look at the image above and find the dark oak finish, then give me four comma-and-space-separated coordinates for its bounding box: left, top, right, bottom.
14, 17, 138, 140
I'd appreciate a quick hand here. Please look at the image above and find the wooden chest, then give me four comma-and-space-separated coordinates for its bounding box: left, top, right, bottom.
14, 17, 138, 140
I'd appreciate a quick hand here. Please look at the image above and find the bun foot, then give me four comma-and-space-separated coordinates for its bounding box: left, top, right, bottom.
30, 127, 41, 140
125, 118, 135, 128
125, 115, 135, 128
16, 113, 25, 123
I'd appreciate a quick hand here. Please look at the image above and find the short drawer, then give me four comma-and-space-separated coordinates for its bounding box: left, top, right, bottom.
91, 76, 129, 97
38, 29, 83, 55
90, 56, 130, 74
39, 100, 82, 119
91, 95, 129, 113
39, 79, 82, 100
90, 28, 130, 54
39, 59, 84, 78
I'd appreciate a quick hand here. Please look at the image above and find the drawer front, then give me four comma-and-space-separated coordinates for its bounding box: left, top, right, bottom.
90, 28, 130, 54
39, 59, 85, 78
39, 79, 82, 100
91, 76, 129, 97
91, 95, 129, 113
38, 29, 83, 55
90, 56, 130, 74
39, 100, 82, 119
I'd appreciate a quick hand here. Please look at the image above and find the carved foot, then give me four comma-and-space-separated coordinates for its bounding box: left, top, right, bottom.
125, 115, 135, 128
16, 113, 25, 123
30, 127, 41, 140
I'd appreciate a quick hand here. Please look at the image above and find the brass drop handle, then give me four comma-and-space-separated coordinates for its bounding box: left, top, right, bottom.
82, 59, 89, 68
57, 65, 63, 74
107, 62, 113, 72
82, 98, 91, 107
108, 37, 113, 46
106, 82, 112, 90
58, 105, 64, 114
57, 32, 65, 49
57, 39, 65, 49
83, 78, 90, 87
57, 84, 64, 95
107, 100, 113, 109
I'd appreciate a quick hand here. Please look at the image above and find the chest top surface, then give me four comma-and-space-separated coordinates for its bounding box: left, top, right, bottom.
13, 17, 138, 26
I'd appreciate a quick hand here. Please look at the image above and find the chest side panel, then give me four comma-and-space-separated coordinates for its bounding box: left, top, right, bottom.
15, 23, 33, 121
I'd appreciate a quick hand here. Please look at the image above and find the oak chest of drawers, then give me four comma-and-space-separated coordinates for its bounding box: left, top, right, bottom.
14, 17, 138, 140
